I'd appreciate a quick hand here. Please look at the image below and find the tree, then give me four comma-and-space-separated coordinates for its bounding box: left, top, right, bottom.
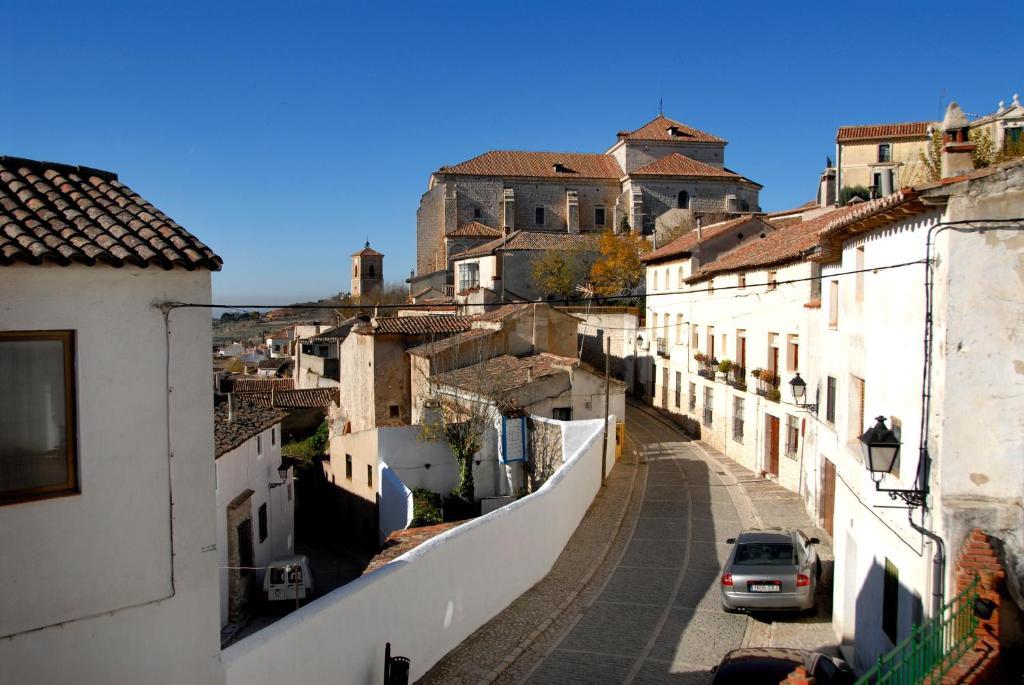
530, 248, 591, 299
920, 127, 1004, 182
839, 185, 871, 204
589, 231, 651, 296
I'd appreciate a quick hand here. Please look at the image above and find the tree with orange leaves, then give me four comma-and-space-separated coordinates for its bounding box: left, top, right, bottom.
589, 231, 652, 296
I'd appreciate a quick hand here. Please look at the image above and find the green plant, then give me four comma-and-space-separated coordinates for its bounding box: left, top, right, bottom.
718, 359, 733, 373
409, 488, 442, 527
768, 389, 782, 402
839, 185, 871, 204
750, 367, 764, 378
281, 419, 330, 465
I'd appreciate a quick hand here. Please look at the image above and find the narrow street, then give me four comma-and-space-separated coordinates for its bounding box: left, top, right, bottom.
421, 401, 837, 684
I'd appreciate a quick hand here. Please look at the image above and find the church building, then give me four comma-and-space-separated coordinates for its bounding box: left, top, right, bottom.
351, 242, 383, 300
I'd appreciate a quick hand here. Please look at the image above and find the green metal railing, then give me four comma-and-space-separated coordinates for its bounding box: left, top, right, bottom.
855, 575, 980, 684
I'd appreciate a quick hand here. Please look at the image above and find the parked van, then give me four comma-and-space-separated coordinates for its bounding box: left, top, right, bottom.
263, 556, 314, 602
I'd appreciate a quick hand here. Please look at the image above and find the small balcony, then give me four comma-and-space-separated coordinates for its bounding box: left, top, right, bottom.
656, 338, 668, 358
752, 370, 781, 402
727, 366, 747, 391
696, 355, 718, 380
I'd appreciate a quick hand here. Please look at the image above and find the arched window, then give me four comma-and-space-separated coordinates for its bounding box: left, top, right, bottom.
653, 271, 659, 291
677, 190, 689, 209
354, 265, 358, 277
368, 264, 375, 277
677, 266, 684, 289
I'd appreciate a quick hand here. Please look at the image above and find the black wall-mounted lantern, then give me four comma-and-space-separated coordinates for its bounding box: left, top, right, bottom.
788, 373, 817, 412
860, 416, 926, 507
269, 463, 290, 489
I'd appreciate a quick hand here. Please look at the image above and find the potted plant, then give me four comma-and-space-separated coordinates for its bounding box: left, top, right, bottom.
718, 358, 733, 374
694, 351, 706, 363
768, 388, 782, 402
750, 367, 764, 379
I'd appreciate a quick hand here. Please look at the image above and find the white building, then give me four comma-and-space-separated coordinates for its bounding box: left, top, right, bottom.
214, 397, 293, 629
265, 327, 293, 359
0, 156, 224, 684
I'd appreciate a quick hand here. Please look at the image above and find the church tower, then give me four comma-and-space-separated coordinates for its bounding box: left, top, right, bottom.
351, 242, 384, 300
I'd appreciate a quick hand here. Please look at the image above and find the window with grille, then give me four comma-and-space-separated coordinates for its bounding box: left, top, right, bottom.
733, 396, 745, 442
689, 382, 697, 412
878, 143, 892, 163
459, 263, 480, 292
703, 387, 714, 426
674, 372, 682, 407
883, 557, 899, 643
785, 415, 799, 457
826, 376, 837, 424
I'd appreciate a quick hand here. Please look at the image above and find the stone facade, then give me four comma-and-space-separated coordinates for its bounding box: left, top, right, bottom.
225, 490, 254, 626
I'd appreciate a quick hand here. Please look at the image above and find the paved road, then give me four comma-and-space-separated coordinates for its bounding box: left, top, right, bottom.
519, 407, 747, 685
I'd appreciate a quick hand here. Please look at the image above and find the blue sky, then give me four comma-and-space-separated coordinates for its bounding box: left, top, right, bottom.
3, 1, 1021, 304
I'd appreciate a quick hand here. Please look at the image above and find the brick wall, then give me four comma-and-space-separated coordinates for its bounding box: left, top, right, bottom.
780, 665, 815, 685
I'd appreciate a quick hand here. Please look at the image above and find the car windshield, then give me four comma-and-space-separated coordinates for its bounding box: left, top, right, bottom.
734, 542, 795, 565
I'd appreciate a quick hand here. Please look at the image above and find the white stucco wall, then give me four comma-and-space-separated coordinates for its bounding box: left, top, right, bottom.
0, 264, 223, 685
379, 463, 414, 541
216, 423, 294, 627
222, 416, 615, 685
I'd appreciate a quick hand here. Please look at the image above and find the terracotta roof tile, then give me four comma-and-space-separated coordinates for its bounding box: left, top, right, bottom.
447, 221, 503, 238
352, 242, 383, 257
372, 315, 476, 335
475, 302, 534, 321
687, 205, 860, 282
618, 115, 726, 144
0, 156, 221, 270
836, 121, 934, 143
431, 354, 575, 398
629, 153, 740, 178
215, 397, 287, 458
458, 230, 599, 258
245, 387, 339, 409
230, 378, 295, 393
407, 328, 497, 357
642, 215, 769, 264
438, 151, 623, 179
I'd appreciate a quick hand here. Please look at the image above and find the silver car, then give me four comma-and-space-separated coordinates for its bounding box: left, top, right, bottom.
720, 529, 821, 612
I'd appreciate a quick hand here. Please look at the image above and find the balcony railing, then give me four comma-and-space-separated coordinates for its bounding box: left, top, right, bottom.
656, 338, 668, 358
754, 372, 781, 401
727, 366, 747, 391
854, 575, 980, 685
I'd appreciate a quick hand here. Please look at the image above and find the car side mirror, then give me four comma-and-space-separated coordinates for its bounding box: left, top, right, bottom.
725, 538, 736, 544
809, 537, 820, 545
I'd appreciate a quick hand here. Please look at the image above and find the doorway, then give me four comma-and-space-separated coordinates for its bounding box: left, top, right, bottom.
766, 415, 780, 476
822, 459, 836, 537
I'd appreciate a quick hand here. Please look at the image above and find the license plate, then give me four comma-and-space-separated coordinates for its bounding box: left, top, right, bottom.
748, 581, 781, 592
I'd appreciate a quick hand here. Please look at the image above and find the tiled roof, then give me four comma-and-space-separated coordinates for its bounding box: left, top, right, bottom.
258, 358, 287, 369
230, 378, 295, 393
309, 319, 359, 342
266, 327, 293, 340
617, 115, 725, 144
215, 397, 287, 458
642, 215, 770, 264
476, 302, 534, 321
407, 328, 498, 358
0, 156, 222, 270
431, 353, 575, 398
438, 151, 623, 179
245, 387, 340, 409
629, 153, 740, 178
372, 315, 476, 335
836, 121, 934, 143
448, 221, 502, 238
687, 205, 860, 283
353, 242, 383, 257
458, 230, 599, 258
766, 200, 817, 218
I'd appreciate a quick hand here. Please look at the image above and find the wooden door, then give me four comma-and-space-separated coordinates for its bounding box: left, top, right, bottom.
662, 367, 669, 407
768, 416, 780, 476
821, 459, 836, 537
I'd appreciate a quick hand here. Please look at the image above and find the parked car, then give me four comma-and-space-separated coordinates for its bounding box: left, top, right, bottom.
710, 648, 854, 684
720, 529, 821, 612
263, 555, 314, 602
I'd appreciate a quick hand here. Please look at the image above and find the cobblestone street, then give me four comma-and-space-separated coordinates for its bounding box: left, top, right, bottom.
420, 401, 838, 684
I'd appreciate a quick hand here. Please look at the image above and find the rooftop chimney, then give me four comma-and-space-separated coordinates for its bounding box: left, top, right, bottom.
941, 102, 975, 179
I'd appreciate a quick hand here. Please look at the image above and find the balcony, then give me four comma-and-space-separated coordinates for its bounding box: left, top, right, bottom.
752, 370, 781, 402
656, 338, 668, 358
727, 366, 747, 391
696, 356, 718, 380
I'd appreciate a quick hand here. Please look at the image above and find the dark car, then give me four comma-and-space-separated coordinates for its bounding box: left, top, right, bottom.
710, 648, 854, 685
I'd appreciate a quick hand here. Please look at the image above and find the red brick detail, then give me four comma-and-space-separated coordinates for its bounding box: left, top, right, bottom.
780, 665, 815, 685
941, 528, 1005, 684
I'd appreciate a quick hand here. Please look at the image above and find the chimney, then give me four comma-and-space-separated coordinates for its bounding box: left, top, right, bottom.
227, 393, 235, 423
818, 167, 836, 207
941, 101, 975, 179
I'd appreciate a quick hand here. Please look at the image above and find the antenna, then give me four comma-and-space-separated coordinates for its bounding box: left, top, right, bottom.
659, 96, 663, 116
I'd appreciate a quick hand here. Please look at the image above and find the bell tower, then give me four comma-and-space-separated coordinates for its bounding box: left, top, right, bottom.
351, 241, 384, 301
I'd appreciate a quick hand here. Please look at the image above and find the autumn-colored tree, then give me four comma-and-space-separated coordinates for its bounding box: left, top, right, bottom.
530, 247, 591, 298
589, 231, 652, 296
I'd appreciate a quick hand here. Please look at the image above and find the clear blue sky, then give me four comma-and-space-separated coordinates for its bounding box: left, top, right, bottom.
4, 1, 1020, 304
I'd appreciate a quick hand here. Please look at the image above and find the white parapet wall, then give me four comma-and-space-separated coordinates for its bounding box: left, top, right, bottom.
222, 415, 616, 685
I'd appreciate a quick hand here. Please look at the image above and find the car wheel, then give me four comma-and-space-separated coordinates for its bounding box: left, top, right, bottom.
815, 559, 823, 580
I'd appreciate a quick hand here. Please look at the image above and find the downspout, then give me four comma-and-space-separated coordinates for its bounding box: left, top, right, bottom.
909, 507, 945, 617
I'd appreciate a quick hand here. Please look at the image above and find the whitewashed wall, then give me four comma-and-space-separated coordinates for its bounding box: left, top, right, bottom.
222, 415, 616, 685
0, 264, 223, 685
379, 463, 413, 542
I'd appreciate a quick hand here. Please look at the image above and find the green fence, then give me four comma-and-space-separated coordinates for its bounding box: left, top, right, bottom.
855, 575, 979, 685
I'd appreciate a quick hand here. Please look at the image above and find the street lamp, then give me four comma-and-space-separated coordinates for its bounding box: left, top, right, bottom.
860, 416, 926, 507
270, 463, 290, 488
788, 373, 817, 412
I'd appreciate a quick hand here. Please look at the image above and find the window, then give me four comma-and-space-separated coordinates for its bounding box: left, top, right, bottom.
826, 376, 837, 424
849, 375, 866, 454
707, 326, 715, 359
733, 396, 745, 442
785, 415, 799, 458
738, 273, 746, 289
674, 371, 682, 408
883, 558, 899, 643
878, 143, 892, 163
787, 336, 800, 372
677, 190, 689, 209
652, 271, 659, 291
855, 246, 865, 302
767, 271, 777, 291
368, 264, 375, 277
737, 331, 747, 371
552, 407, 573, 421
677, 267, 684, 289
690, 325, 699, 351
271, 427, 276, 446
345, 454, 353, 480
0, 331, 78, 504
367, 464, 373, 488
389, 405, 400, 418
474, 207, 481, 219
676, 315, 684, 343
257, 434, 263, 456
688, 382, 697, 412
459, 262, 480, 292
828, 280, 839, 329
535, 207, 545, 225
258, 503, 268, 543
595, 206, 606, 227
703, 387, 714, 427
287, 483, 292, 501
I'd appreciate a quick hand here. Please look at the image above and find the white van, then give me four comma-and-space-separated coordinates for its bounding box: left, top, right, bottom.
263, 555, 314, 602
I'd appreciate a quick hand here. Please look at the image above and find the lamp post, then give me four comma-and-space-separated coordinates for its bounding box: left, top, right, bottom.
787, 372, 817, 412
269, 463, 290, 488
859, 416, 926, 507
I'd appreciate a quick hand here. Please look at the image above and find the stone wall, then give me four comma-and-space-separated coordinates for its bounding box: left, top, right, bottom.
417, 184, 446, 274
